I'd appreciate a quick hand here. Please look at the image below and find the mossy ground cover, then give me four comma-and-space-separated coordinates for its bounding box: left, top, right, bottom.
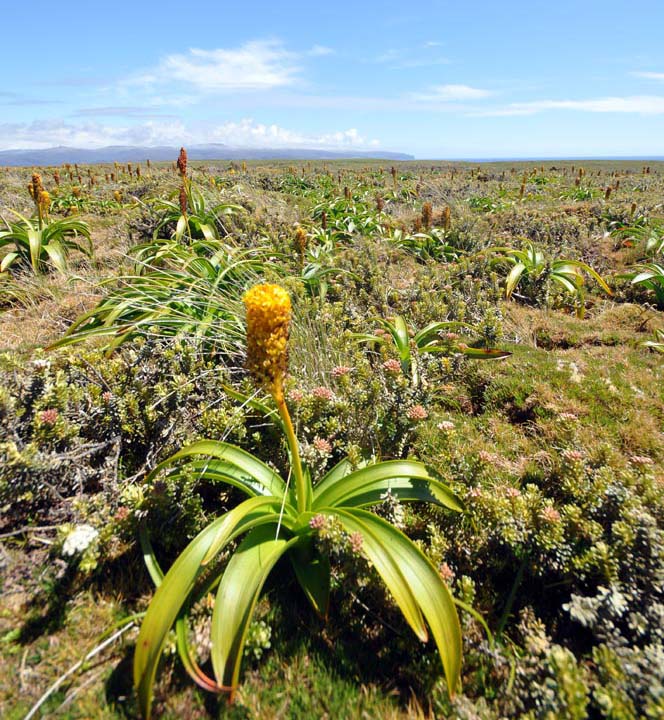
1, 159, 663, 718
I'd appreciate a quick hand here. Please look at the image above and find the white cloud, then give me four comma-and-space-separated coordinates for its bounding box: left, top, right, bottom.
0, 118, 379, 151
632, 71, 664, 81
198, 119, 377, 148
475, 95, 664, 116
410, 84, 493, 102
0, 119, 192, 149
128, 40, 301, 92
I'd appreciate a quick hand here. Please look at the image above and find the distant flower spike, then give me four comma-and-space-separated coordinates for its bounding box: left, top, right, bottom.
177, 147, 188, 178
38, 190, 51, 218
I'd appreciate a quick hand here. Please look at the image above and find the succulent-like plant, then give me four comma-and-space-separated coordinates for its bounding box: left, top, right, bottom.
0, 209, 92, 276
386, 227, 462, 262
152, 183, 244, 242
488, 243, 612, 317
133, 284, 464, 718
608, 217, 664, 256
618, 262, 664, 308
353, 315, 511, 386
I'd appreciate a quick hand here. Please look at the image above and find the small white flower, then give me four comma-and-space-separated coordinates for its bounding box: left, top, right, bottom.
569, 362, 584, 384
62, 524, 98, 556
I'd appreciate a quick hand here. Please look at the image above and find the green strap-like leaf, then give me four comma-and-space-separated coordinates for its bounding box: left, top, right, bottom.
0, 252, 19, 272
28, 228, 42, 272
138, 522, 164, 587
322, 508, 427, 640
221, 384, 284, 432
176, 215, 188, 242
6, 208, 34, 227
313, 460, 463, 512
175, 615, 220, 692
200, 222, 218, 242
159, 459, 296, 507
454, 345, 512, 360
414, 321, 474, 347
329, 507, 462, 696
350, 331, 386, 347
146, 440, 288, 499
210, 526, 300, 694
551, 273, 580, 294
289, 538, 331, 617
391, 316, 411, 365
43, 240, 68, 274
316, 454, 367, 488
505, 262, 526, 298
554, 259, 612, 295
133, 496, 283, 720
47, 324, 132, 351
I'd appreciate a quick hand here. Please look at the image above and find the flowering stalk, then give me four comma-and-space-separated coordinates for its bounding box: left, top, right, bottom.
294, 226, 307, 267
243, 284, 308, 512
133, 285, 464, 718
177, 147, 189, 233
134, 292, 464, 720
275, 390, 307, 513
28, 173, 45, 229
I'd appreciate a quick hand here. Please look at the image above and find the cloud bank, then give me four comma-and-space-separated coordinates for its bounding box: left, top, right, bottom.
0, 118, 379, 151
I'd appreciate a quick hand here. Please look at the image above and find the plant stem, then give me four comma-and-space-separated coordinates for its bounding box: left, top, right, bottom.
276, 394, 308, 513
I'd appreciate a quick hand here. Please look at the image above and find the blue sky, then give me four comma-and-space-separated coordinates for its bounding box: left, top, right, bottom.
2, 0, 664, 157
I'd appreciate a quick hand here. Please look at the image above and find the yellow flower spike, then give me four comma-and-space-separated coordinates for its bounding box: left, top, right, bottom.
294, 227, 307, 258
243, 283, 292, 401
38, 190, 51, 218
243, 283, 307, 511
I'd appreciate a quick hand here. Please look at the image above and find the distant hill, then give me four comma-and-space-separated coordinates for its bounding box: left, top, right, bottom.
0, 144, 414, 167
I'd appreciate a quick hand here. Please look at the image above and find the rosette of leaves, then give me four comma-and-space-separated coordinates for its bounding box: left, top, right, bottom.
387, 227, 462, 262
608, 216, 664, 256
152, 184, 244, 242
133, 284, 465, 718
0, 209, 92, 276
353, 315, 511, 386
618, 262, 664, 308
487, 242, 612, 317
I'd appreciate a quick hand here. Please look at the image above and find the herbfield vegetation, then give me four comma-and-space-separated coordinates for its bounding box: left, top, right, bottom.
1, 154, 663, 719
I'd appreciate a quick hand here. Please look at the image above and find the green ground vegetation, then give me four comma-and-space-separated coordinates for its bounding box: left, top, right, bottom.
1, 158, 663, 719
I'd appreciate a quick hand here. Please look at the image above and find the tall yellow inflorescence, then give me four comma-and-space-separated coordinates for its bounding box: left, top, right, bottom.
243, 284, 292, 401
38, 190, 51, 219
28, 173, 44, 205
